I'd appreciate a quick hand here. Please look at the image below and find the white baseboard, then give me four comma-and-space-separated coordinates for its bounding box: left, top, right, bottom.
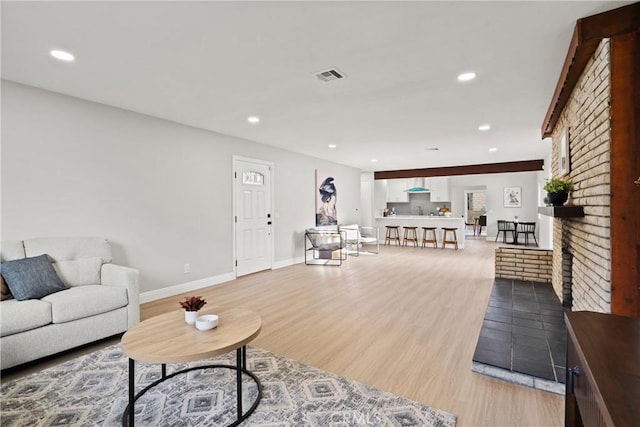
140, 258, 305, 303
273, 257, 304, 269
140, 272, 236, 304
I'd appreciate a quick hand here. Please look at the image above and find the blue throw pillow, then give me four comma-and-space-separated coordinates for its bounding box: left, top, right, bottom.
1, 254, 66, 301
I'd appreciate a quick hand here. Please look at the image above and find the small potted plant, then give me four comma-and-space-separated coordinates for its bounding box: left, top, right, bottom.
179, 296, 207, 324
543, 177, 574, 206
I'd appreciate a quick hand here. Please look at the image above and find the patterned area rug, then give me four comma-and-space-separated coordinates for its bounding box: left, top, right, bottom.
1, 345, 456, 426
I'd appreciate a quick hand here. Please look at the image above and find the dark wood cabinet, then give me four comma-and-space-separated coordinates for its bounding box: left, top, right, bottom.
565, 312, 640, 427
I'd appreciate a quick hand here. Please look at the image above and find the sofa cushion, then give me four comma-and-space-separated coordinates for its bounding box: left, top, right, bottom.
53, 257, 102, 287
0, 240, 26, 261
1, 255, 66, 301
23, 237, 112, 264
0, 299, 52, 337
42, 285, 128, 323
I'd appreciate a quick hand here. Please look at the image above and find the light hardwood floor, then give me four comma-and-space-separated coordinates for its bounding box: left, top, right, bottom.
2, 238, 563, 426
143, 238, 563, 426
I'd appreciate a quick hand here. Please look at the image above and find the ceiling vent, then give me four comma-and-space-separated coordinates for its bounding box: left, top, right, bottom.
315, 68, 346, 82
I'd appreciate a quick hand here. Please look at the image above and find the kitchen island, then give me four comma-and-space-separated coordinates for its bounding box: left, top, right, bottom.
375, 215, 466, 249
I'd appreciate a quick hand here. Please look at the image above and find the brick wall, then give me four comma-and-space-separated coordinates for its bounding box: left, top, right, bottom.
550, 40, 611, 313
471, 192, 486, 211
495, 247, 553, 283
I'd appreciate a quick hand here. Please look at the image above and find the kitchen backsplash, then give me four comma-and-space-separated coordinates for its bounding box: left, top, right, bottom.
386, 193, 450, 216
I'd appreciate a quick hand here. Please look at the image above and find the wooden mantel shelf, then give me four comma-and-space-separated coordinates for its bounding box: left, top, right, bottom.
540, 3, 640, 138
538, 206, 584, 218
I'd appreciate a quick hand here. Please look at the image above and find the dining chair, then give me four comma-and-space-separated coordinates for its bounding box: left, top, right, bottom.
465, 219, 476, 234
518, 222, 538, 246
495, 220, 515, 243
476, 215, 487, 235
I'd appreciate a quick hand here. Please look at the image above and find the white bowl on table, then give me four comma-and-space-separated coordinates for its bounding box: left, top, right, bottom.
195, 314, 219, 330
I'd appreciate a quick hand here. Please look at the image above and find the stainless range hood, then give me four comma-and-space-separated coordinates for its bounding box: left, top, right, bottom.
405, 178, 429, 193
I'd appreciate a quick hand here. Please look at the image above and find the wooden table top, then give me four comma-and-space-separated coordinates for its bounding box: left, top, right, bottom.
121, 307, 262, 364
566, 311, 640, 427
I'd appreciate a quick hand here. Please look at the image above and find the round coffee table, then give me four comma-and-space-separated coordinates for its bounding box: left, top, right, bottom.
120, 307, 262, 426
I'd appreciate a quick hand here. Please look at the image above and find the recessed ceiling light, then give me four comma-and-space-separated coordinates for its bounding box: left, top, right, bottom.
50, 49, 75, 62
371, 159, 378, 163
488, 147, 497, 152
328, 144, 337, 149
478, 124, 491, 131
247, 116, 260, 124
457, 72, 476, 82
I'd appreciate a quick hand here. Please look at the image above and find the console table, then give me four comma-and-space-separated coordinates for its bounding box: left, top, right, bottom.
565, 311, 640, 427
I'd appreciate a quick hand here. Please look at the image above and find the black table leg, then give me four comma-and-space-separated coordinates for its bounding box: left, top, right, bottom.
128, 358, 135, 427
123, 352, 261, 427
236, 348, 243, 420
242, 346, 247, 370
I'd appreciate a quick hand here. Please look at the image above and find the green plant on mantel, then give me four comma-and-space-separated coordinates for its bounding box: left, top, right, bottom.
544, 177, 574, 193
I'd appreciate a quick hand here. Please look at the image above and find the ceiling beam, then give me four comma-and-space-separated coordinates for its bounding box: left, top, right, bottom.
374, 159, 544, 180
541, 2, 640, 138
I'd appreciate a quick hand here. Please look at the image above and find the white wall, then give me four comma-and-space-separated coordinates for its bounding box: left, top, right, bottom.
536, 151, 553, 249
450, 171, 541, 239
1, 81, 361, 294
360, 172, 374, 227
373, 179, 388, 218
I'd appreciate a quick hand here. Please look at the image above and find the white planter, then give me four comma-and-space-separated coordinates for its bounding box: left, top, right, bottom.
184, 311, 198, 324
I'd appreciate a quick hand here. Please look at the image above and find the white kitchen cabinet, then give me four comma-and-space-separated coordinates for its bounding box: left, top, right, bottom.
374, 179, 389, 216
430, 177, 450, 202
386, 179, 409, 203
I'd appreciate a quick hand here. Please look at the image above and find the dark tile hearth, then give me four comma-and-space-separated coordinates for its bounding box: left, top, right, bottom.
472, 279, 567, 394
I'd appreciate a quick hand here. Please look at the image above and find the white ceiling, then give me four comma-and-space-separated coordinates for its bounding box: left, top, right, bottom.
1, 1, 632, 172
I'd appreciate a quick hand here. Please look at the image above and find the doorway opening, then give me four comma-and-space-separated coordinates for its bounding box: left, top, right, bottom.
464, 189, 487, 237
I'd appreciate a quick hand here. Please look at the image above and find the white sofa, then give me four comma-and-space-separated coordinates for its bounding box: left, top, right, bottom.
0, 237, 139, 370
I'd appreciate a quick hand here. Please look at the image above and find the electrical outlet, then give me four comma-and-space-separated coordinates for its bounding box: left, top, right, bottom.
184, 264, 190, 273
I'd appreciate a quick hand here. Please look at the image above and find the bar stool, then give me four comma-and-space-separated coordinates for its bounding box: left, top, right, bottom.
384, 226, 401, 246
402, 226, 419, 247
441, 227, 459, 250
421, 227, 438, 248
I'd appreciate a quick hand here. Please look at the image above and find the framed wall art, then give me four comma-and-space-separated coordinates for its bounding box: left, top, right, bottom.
504, 186, 522, 208
315, 170, 337, 226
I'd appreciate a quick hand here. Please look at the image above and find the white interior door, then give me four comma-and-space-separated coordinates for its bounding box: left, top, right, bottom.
235, 159, 272, 276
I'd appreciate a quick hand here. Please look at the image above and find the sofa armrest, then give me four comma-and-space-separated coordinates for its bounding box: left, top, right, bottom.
101, 263, 140, 328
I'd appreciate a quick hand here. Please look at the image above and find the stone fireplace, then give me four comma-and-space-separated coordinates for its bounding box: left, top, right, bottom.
561, 248, 572, 308
548, 39, 612, 314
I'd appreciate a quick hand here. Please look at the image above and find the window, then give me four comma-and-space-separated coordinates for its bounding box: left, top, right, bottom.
243, 171, 264, 185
